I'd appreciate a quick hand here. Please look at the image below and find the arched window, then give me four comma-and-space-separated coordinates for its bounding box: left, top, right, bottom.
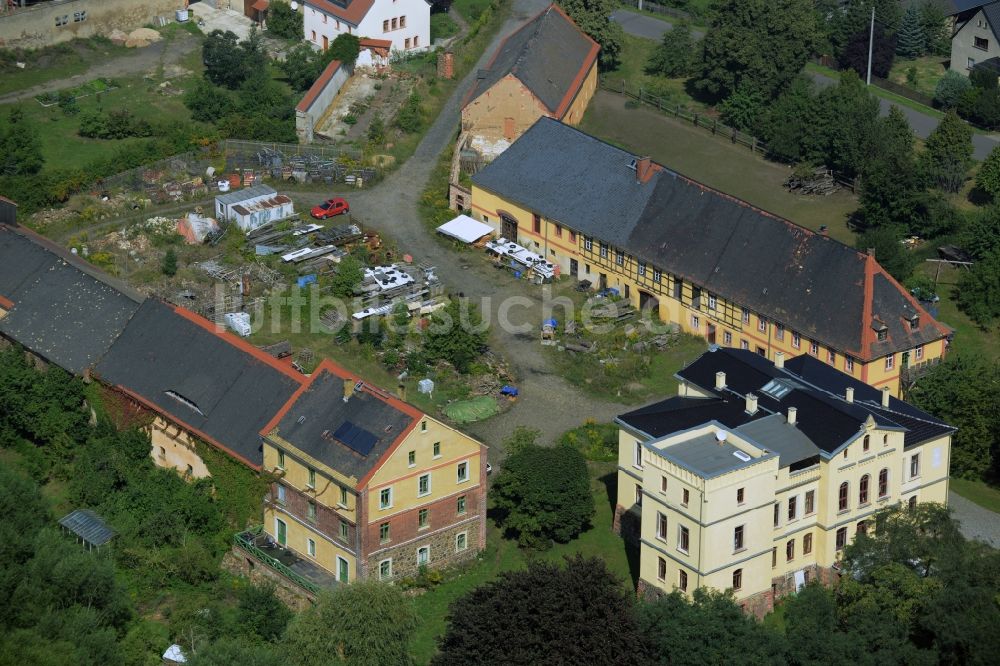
857, 520, 868, 535
878, 468, 889, 498
908, 496, 918, 509
859, 475, 870, 505
838, 482, 849, 512
863, 435, 870, 452
883, 434, 889, 447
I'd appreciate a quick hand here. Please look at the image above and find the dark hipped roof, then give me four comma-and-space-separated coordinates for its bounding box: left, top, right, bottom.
59, 509, 115, 547
94, 300, 304, 468
472, 118, 950, 361
620, 348, 954, 466
464, 4, 599, 117
266, 361, 419, 483
0, 224, 141, 374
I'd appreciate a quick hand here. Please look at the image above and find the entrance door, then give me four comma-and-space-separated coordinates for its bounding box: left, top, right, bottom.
275, 519, 287, 546
322, 35, 329, 50
707, 324, 717, 345
337, 556, 349, 582
500, 213, 517, 240
570, 259, 578, 277
624, 284, 630, 300
599, 273, 608, 290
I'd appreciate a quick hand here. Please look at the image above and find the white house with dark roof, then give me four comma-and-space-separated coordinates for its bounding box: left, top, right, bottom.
947, 1, 1000, 72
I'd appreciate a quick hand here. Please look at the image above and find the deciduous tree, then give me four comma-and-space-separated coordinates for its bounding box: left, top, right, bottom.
432, 555, 645, 666
266, 1, 303, 40
976, 146, 1000, 199
491, 443, 593, 548
694, 0, 817, 102
0, 107, 43, 176
422, 298, 487, 373
645, 24, 695, 78
559, 0, 624, 70
285, 581, 417, 666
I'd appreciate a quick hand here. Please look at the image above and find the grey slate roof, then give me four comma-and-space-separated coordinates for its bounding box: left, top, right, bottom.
0, 225, 142, 374
471, 118, 656, 246
736, 414, 819, 468
465, 4, 597, 115
59, 509, 115, 547
269, 368, 416, 482
471, 118, 950, 360
216, 184, 277, 206
94, 299, 304, 467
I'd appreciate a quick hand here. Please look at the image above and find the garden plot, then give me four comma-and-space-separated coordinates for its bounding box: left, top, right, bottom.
315, 72, 415, 141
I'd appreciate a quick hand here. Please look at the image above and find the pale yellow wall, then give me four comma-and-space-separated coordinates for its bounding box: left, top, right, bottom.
366, 415, 483, 523
562, 60, 597, 125
620, 418, 954, 602
149, 417, 210, 479
471, 187, 949, 398
462, 76, 547, 145
264, 505, 356, 581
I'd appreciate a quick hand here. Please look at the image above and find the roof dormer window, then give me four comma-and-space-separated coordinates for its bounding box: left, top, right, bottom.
907, 314, 919, 330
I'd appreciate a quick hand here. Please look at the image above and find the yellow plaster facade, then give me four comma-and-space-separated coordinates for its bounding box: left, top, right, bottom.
616, 415, 951, 613
149, 416, 211, 480
470, 185, 947, 397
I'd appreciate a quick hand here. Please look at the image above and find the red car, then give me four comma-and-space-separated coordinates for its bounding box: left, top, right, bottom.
310, 197, 350, 219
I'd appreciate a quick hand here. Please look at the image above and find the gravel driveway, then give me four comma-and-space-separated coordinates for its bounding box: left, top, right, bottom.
949, 491, 1000, 548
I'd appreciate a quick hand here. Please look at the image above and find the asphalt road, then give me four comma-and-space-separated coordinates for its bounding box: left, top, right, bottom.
610, 9, 1000, 160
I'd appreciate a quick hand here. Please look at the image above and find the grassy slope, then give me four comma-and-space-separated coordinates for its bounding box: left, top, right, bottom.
580, 92, 859, 243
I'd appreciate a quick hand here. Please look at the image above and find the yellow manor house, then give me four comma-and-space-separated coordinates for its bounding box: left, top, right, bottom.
614, 347, 954, 616
259, 360, 488, 585
469, 118, 952, 397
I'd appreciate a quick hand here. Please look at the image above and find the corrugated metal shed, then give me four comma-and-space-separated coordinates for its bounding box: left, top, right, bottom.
216, 184, 277, 206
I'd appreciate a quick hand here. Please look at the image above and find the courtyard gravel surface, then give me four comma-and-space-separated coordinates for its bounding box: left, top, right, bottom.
948, 491, 1000, 547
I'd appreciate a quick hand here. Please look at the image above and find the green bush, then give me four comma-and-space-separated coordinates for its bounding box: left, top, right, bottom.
934, 70, 971, 109
492, 443, 595, 549
266, 1, 303, 40
395, 92, 423, 133
559, 422, 619, 462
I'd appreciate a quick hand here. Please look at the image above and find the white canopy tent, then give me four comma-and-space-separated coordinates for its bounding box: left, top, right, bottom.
436, 215, 493, 244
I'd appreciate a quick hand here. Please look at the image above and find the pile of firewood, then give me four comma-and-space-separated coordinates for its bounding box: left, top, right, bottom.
785, 167, 838, 196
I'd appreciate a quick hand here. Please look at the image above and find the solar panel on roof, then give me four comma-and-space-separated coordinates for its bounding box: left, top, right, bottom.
332, 421, 378, 456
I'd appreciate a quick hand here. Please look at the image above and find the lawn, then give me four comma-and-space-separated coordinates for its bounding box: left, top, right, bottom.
0, 38, 127, 97
887, 55, 949, 100
452, 0, 493, 21
600, 34, 704, 113
431, 13, 460, 41
580, 90, 859, 244
407, 461, 632, 664
911, 262, 1000, 362
3, 73, 197, 171
950, 477, 1000, 514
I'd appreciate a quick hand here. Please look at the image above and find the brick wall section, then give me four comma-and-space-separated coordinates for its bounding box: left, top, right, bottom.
366, 518, 481, 581
362, 486, 484, 557
270, 482, 356, 553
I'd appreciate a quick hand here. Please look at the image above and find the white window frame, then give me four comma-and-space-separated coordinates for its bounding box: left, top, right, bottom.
433, 442, 441, 458
599, 242, 608, 258
457, 461, 469, 483
723, 331, 733, 345
677, 525, 690, 554
910, 453, 920, 479
634, 441, 643, 468
417, 545, 430, 566
455, 532, 468, 552
885, 354, 895, 370
691, 315, 699, 329
307, 538, 316, 557
915, 345, 923, 360
408, 450, 416, 467
741, 308, 750, 324
379, 558, 393, 580
758, 317, 767, 333
584, 236, 593, 251
379, 487, 393, 509
417, 473, 432, 497
792, 332, 801, 349
656, 511, 668, 541
276, 484, 286, 505
276, 449, 285, 470
653, 268, 662, 283
637, 261, 646, 276
707, 294, 717, 310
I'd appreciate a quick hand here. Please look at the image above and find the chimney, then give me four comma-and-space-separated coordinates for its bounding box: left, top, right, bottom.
881, 386, 890, 408
867, 247, 876, 257
715, 371, 726, 390
774, 351, 784, 369
745, 393, 758, 415
845, 387, 854, 404
787, 407, 797, 426
635, 156, 654, 184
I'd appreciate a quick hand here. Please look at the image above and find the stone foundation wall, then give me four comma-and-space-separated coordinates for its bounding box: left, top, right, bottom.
222, 547, 317, 612
364, 518, 480, 581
